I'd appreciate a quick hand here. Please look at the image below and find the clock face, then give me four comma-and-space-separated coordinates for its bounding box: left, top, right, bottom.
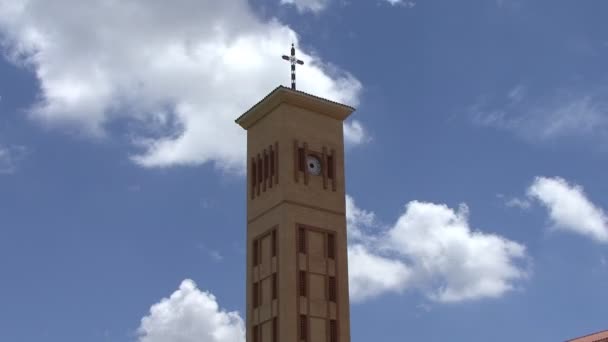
306, 155, 322, 176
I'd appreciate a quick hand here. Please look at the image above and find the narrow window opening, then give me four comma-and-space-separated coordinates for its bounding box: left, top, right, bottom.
270, 148, 275, 177
299, 271, 307, 297
271, 230, 277, 257
253, 282, 259, 308
272, 317, 278, 342
327, 233, 335, 259
272, 273, 277, 300
329, 276, 336, 302
253, 325, 259, 342
298, 228, 306, 254
251, 159, 257, 197
299, 315, 307, 341
274, 142, 279, 184
330, 320, 337, 342
327, 155, 334, 179
257, 156, 263, 185
253, 240, 259, 266
298, 148, 305, 172
264, 152, 269, 182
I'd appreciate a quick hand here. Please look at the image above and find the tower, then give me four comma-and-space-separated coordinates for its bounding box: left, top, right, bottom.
236, 86, 354, 342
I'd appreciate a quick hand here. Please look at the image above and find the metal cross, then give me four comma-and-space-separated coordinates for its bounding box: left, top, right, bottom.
282, 44, 304, 90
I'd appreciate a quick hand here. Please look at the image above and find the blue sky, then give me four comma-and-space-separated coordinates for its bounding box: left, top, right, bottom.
1, 0, 607, 341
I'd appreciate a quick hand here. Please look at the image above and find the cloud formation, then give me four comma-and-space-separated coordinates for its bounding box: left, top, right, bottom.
527, 176, 608, 243
344, 120, 371, 146
280, 0, 415, 12
0, 144, 26, 174
348, 244, 412, 301
497, 193, 532, 210
280, 0, 329, 13
137, 279, 245, 342
136, 196, 529, 341
384, 0, 416, 7
0, 0, 364, 171
346, 195, 528, 303
471, 85, 608, 145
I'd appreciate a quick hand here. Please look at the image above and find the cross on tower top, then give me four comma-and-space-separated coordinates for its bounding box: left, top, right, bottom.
282, 43, 304, 90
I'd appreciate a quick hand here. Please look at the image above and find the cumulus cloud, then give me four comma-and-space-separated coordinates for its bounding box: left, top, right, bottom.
136, 197, 528, 342
346, 195, 528, 303
470, 85, 608, 145
137, 279, 245, 342
0, 0, 364, 171
0, 144, 27, 174
280, 0, 329, 13
346, 194, 377, 241
389, 201, 528, 302
527, 176, 608, 243
346, 196, 412, 300
348, 244, 412, 301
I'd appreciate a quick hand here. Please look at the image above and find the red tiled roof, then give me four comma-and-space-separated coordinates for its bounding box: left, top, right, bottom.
567, 330, 608, 342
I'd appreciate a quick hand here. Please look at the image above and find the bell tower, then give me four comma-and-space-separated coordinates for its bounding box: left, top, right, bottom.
236, 86, 354, 342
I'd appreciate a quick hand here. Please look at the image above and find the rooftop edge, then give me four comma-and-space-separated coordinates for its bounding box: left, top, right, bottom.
235, 86, 356, 130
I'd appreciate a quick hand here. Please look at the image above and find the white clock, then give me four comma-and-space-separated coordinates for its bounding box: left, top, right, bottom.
306, 155, 322, 176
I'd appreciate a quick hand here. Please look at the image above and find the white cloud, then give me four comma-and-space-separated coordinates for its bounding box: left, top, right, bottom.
505, 197, 532, 210
497, 192, 531, 210
346, 196, 528, 303
280, 0, 329, 13
471, 85, 608, 145
527, 176, 608, 243
344, 120, 371, 146
0, 0, 364, 172
348, 244, 412, 301
137, 279, 245, 342
384, 0, 416, 7
389, 201, 527, 302
345, 196, 413, 300
346, 194, 377, 242
135, 198, 528, 342
280, 0, 415, 12
0, 144, 27, 174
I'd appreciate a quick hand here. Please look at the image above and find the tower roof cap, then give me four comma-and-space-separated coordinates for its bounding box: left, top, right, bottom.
235, 86, 355, 130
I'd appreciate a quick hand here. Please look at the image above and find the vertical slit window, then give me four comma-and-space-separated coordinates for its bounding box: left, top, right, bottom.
272, 230, 277, 257
272, 273, 277, 300
329, 276, 336, 302
253, 282, 259, 308
253, 325, 259, 342
253, 240, 259, 266
330, 320, 337, 342
327, 155, 334, 179
273, 317, 278, 342
300, 315, 307, 341
251, 159, 256, 197
298, 148, 305, 172
270, 147, 275, 178
298, 227, 306, 254
257, 155, 263, 186
299, 271, 307, 297
327, 233, 335, 259
264, 152, 269, 182
274, 142, 279, 184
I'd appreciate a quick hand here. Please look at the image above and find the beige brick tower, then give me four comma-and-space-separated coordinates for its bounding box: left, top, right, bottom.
236, 86, 354, 342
